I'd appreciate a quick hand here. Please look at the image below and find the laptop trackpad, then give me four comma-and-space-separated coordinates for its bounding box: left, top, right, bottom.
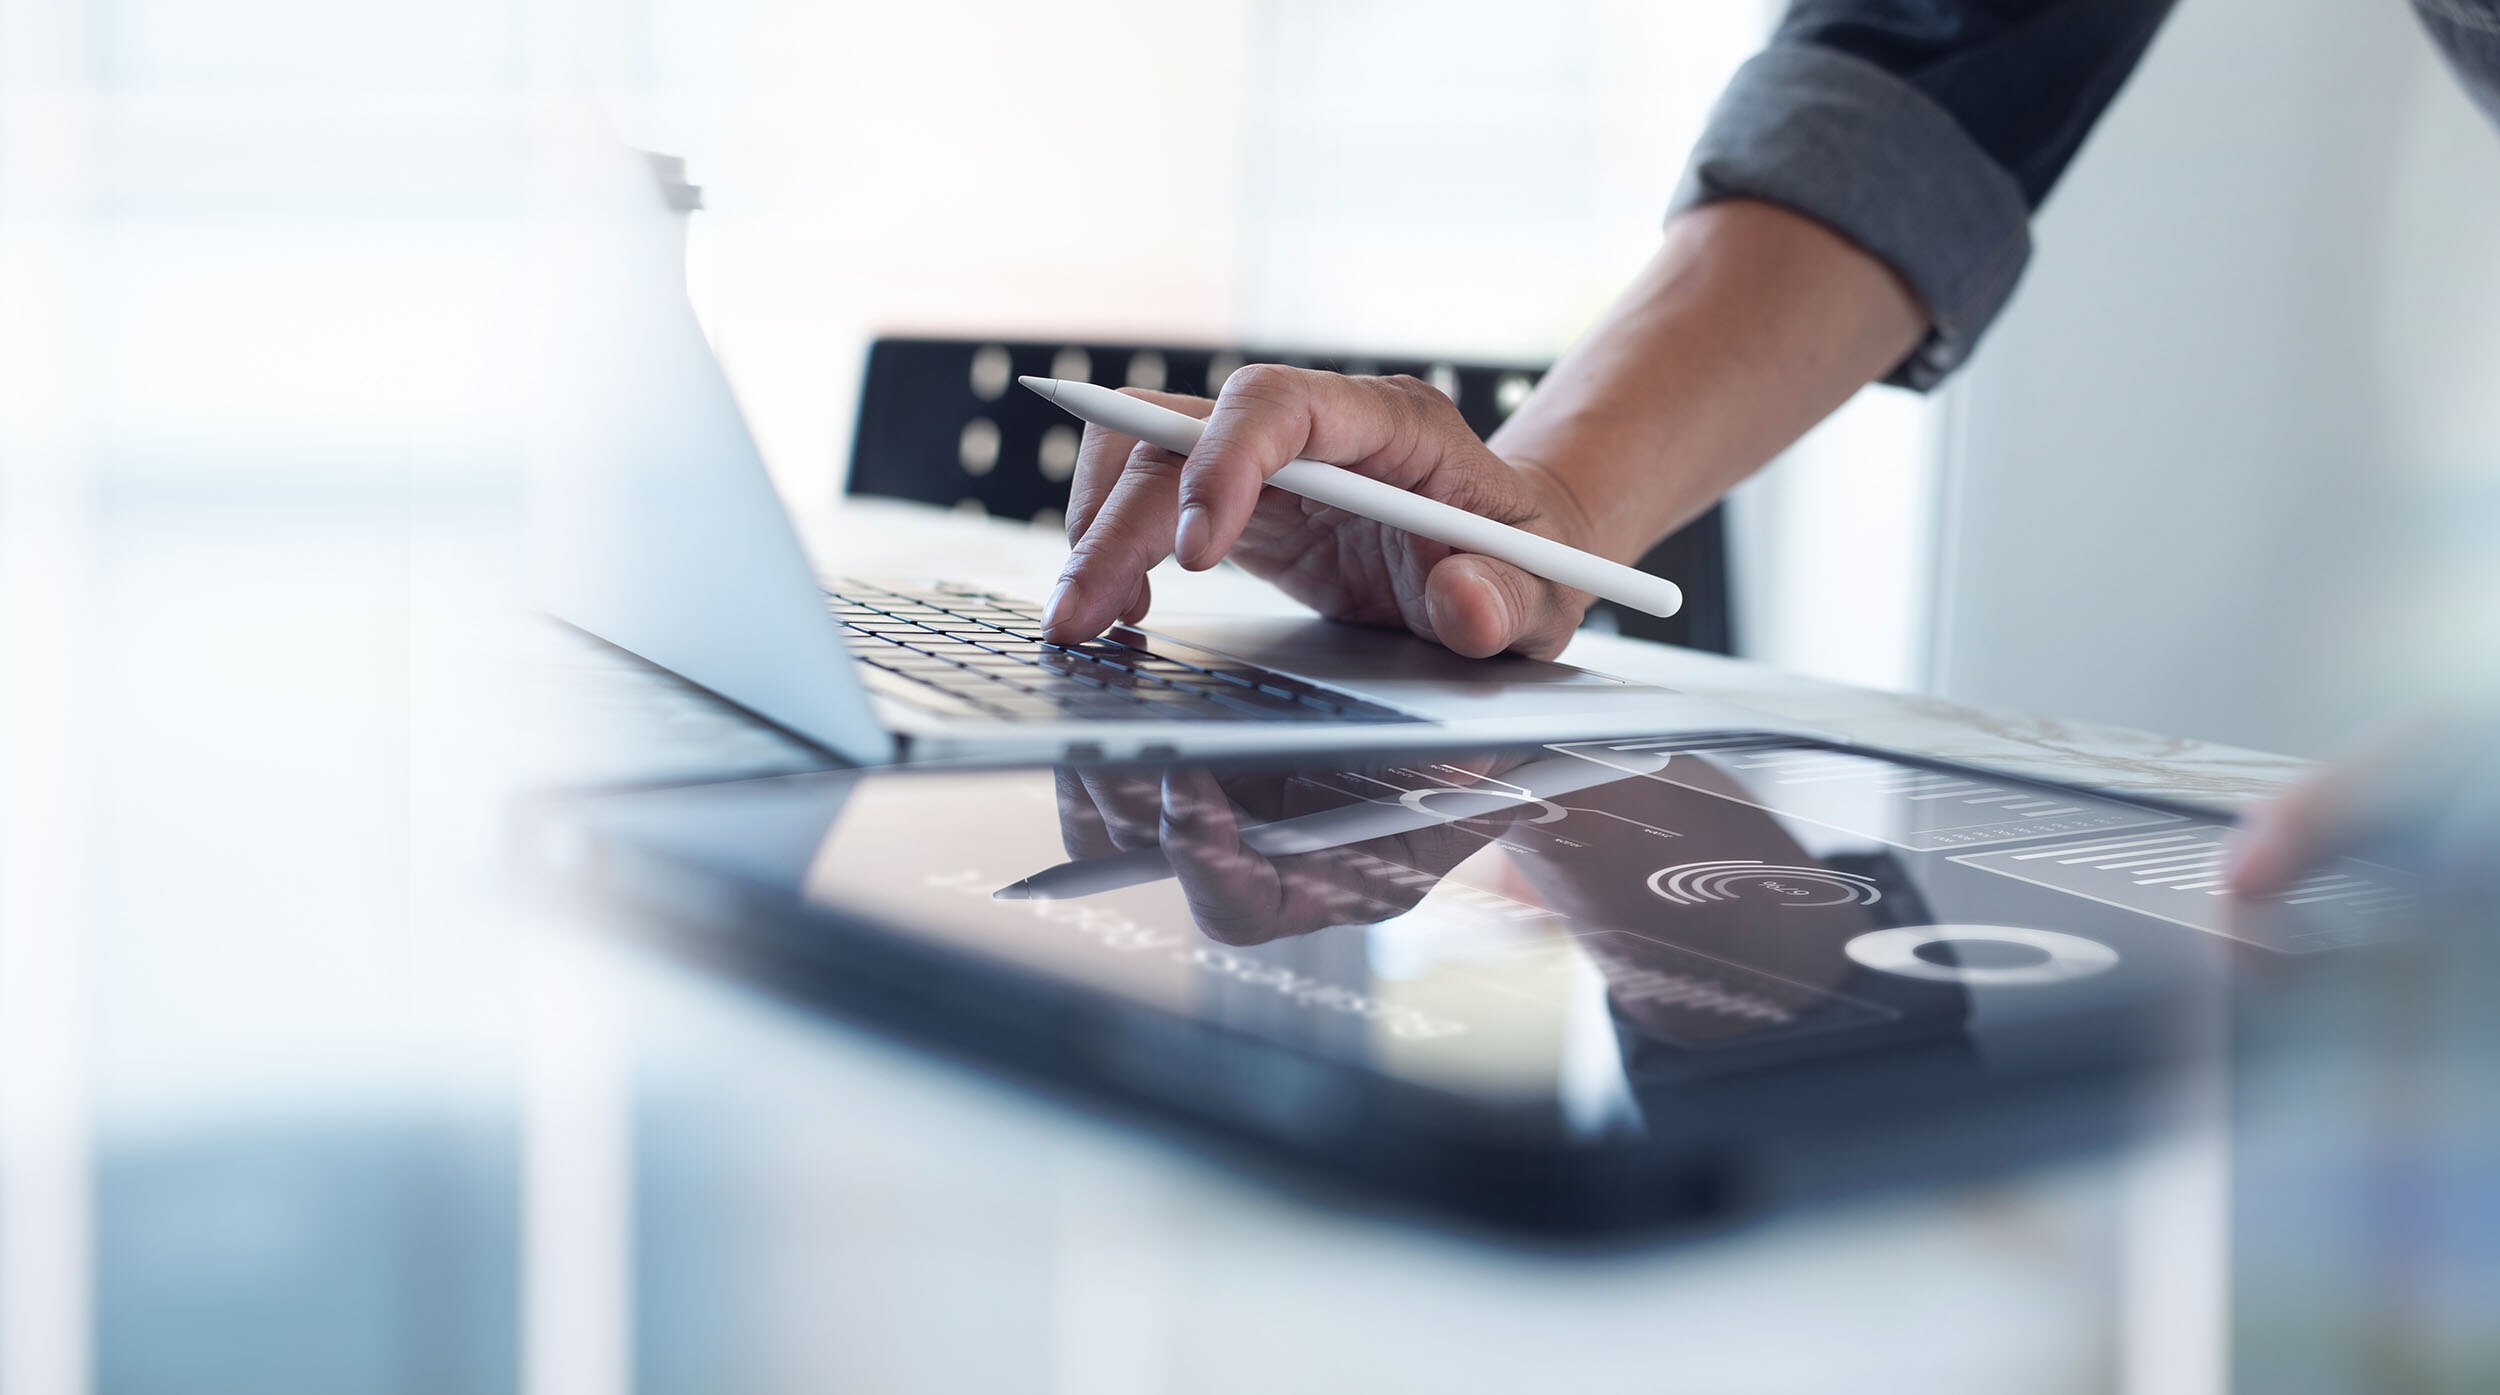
1137, 615, 1633, 697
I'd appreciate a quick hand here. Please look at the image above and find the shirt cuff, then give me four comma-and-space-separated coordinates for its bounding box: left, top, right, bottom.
1669, 43, 2034, 391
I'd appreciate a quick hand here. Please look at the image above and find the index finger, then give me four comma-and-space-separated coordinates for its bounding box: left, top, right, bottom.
1172, 365, 1450, 570
1064, 387, 1213, 545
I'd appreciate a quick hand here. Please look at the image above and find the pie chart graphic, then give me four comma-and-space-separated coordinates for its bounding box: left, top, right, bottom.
1648, 859, 1881, 908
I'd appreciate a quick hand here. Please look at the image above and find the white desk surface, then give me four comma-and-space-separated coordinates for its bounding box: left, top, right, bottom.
39, 496, 2298, 1394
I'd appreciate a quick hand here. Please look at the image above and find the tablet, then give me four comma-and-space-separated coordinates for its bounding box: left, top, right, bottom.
559, 733, 2412, 1234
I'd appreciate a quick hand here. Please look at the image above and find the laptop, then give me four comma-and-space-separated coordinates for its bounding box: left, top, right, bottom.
534, 141, 1775, 766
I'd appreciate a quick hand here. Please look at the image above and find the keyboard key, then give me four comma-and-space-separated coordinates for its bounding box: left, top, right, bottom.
975, 700, 1065, 720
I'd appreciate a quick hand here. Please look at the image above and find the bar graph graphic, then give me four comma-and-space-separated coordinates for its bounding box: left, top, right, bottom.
1552, 740, 2184, 852
1952, 826, 2413, 951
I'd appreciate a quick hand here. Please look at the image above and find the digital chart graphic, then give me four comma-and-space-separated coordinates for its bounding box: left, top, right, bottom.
1647, 859, 1881, 908
1552, 739, 2184, 852
1951, 826, 2414, 951
1843, 925, 2120, 987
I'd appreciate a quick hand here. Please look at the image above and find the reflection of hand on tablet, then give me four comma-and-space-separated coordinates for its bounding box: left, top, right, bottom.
1499, 757, 1896, 1041
1047, 758, 1536, 946
1151, 769, 1489, 945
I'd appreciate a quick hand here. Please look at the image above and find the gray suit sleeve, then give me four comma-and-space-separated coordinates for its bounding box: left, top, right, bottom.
1676, 1, 2500, 389
1669, 44, 2034, 391
1670, 0, 2180, 390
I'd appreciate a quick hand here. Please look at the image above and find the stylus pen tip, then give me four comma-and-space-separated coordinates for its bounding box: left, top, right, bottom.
991, 881, 1032, 901
1016, 375, 1057, 402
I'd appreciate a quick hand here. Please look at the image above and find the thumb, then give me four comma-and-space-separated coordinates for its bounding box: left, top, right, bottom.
1422, 553, 1586, 660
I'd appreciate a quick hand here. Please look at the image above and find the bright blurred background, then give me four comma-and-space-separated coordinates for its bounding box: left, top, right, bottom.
11, 0, 2496, 736
4, 1, 2498, 1393
632, 0, 2500, 752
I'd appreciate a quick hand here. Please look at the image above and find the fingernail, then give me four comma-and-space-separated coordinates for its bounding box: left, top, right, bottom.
1175, 506, 1211, 567
1043, 577, 1074, 630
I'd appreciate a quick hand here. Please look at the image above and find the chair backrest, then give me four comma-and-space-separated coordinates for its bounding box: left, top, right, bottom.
845, 335, 1731, 654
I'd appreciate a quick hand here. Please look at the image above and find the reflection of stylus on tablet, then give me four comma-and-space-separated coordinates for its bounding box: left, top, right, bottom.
993, 750, 1671, 901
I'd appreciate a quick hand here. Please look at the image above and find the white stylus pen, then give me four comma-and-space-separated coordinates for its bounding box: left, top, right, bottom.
1018, 375, 1683, 618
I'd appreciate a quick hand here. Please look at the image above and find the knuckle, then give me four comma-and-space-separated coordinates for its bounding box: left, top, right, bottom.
1077, 422, 1122, 452
1065, 528, 1131, 570
1379, 372, 1436, 403
1220, 361, 1304, 407
1175, 482, 1230, 517
1174, 471, 1227, 511
1492, 566, 1542, 620
1390, 372, 1469, 434
1128, 442, 1185, 474
1363, 372, 1438, 458
1074, 425, 1130, 471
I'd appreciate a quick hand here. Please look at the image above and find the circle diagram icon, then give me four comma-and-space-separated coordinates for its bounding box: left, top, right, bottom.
1647, 859, 1881, 908
1844, 925, 2119, 986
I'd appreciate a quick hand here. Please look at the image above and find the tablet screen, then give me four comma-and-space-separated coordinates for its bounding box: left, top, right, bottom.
575, 736, 2411, 1136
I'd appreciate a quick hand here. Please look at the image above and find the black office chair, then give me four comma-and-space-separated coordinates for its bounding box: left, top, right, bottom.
844, 336, 1732, 654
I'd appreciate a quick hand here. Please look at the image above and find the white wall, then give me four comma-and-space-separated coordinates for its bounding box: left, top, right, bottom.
1927, 0, 2500, 756
1231, 0, 1755, 357
650, 1, 1264, 505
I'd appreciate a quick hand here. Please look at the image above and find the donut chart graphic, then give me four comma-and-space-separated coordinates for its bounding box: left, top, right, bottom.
1648, 859, 1881, 908
1844, 925, 2119, 986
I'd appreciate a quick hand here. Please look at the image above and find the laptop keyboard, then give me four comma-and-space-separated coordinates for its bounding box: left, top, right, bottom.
826, 581, 1416, 725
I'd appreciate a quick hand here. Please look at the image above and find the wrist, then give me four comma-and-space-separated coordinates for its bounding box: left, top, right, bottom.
1504, 448, 1662, 567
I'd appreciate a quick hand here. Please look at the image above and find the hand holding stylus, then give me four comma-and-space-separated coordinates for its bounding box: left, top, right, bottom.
1036, 365, 1639, 661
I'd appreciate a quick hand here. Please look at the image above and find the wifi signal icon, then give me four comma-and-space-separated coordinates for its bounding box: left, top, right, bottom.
1648, 860, 1882, 908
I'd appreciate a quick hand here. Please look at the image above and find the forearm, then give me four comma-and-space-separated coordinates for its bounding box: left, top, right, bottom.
1489, 197, 1927, 564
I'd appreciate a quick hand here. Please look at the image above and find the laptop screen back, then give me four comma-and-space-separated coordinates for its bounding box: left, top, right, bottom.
531, 135, 890, 764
